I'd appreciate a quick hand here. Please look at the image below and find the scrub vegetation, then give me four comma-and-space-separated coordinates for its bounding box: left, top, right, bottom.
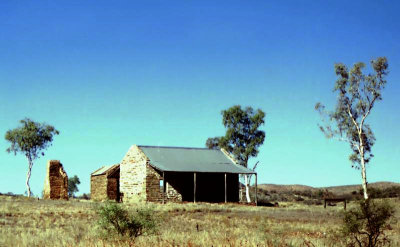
1, 195, 399, 247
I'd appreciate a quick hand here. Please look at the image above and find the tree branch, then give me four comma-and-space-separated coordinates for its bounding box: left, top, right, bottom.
347, 106, 361, 137
360, 96, 377, 128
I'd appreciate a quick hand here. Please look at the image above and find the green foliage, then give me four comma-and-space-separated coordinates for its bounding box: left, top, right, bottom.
316, 57, 389, 199
220, 105, 265, 167
5, 118, 59, 160
96, 202, 157, 239
316, 57, 388, 168
207, 105, 265, 167
342, 199, 395, 247
205, 137, 221, 149
77, 193, 90, 200
68, 175, 81, 198
317, 58, 389, 168
4, 118, 59, 197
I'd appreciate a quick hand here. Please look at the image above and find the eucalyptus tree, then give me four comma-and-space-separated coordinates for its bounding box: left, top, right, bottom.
316, 57, 389, 200
205, 137, 221, 150
5, 118, 59, 197
68, 175, 81, 198
207, 105, 266, 202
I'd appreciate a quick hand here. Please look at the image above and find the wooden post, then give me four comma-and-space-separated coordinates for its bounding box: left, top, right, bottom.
162, 172, 166, 204
224, 173, 227, 203
344, 200, 346, 210
193, 172, 197, 203
255, 173, 258, 206
324, 199, 327, 208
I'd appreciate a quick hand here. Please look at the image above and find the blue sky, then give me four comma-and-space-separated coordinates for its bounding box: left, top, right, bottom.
0, 1, 399, 196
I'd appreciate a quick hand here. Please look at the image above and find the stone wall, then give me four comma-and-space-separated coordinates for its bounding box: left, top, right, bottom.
145, 165, 183, 202
120, 145, 148, 202
91, 175, 108, 201
91, 165, 120, 202
43, 160, 68, 200
107, 177, 119, 201
120, 145, 184, 203
145, 164, 163, 202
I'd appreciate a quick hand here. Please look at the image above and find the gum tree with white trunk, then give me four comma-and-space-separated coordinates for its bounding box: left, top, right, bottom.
5, 118, 59, 197
206, 105, 265, 202
316, 57, 389, 200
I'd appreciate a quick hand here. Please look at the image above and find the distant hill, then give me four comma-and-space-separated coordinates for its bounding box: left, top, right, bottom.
321, 182, 400, 196
258, 184, 316, 193
258, 181, 400, 195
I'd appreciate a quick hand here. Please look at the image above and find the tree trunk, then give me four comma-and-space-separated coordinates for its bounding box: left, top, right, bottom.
245, 175, 251, 203
359, 135, 368, 200
26, 156, 33, 197
360, 151, 368, 200
239, 183, 243, 202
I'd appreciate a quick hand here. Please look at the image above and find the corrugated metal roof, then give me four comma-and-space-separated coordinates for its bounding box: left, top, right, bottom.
138, 145, 255, 174
91, 164, 119, 176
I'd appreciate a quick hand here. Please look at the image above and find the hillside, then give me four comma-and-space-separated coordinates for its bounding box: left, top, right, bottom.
322, 181, 400, 196
258, 184, 317, 193
258, 181, 400, 195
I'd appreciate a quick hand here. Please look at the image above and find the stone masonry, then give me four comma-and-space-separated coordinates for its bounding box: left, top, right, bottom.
120, 145, 148, 202
120, 145, 183, 203
91, 165, 120, 201
145, 164, 182, 202
91, 175, 108, 201
43, 160, 68, 200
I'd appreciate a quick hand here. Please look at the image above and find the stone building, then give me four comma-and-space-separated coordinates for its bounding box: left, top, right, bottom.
90, 164, 120, 201
119, 145, 257, 203
43, 160, 68, 200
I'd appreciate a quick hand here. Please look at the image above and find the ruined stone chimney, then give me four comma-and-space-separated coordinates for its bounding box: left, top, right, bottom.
43, 160, 68, 200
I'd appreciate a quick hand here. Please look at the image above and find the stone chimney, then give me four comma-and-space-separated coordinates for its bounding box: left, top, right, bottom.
43, 160, 68, 200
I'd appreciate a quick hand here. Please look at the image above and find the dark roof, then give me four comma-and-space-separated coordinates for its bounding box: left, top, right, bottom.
138, 145, 255, 174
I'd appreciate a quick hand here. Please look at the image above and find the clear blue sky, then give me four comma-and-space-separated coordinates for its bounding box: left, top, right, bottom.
1, 1, 399, 196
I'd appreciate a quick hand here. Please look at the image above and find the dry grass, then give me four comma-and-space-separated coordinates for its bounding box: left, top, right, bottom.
0, 196, 399, 247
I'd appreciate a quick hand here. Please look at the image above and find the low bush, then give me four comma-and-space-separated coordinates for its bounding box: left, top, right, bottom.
342, 199, 395, 247
303, 199, 323, 206
368, 186, 400, 199
257, 200, 277, 207
77, 193, 90, 200
96, 202, 157, 240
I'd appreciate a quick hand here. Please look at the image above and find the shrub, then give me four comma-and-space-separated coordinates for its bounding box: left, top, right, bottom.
303, 199, 323, 206
256, 197, 277, 207
358, 186, 400, 200
294, 196, 304, 202
132, 207, 158, 235
312, 189, 325, 199
77, 193, 90, 200
386, 186, 400, 197
342, 199, 395, 247
96, 202, 157, 239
